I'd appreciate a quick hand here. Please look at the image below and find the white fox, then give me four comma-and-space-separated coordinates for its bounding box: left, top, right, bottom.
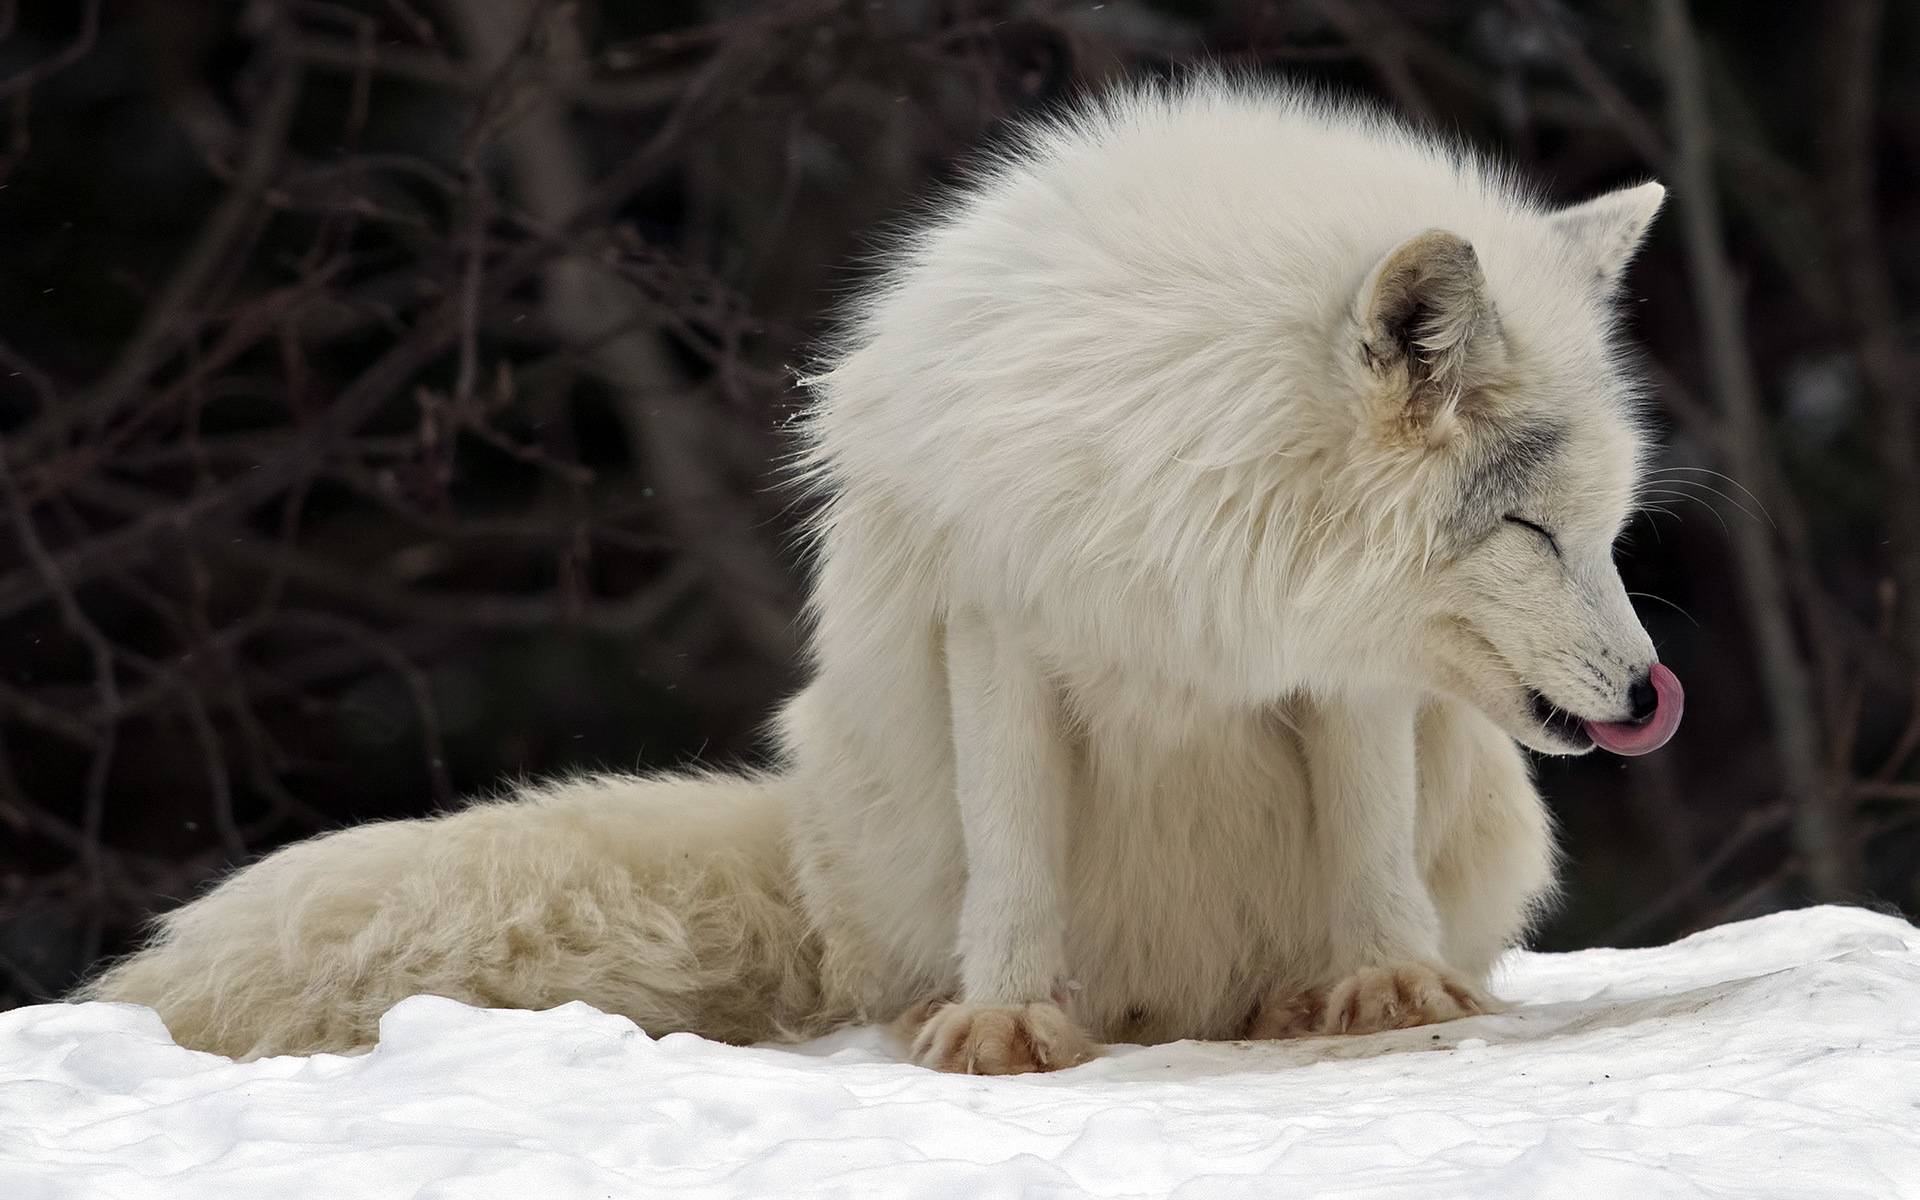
80, 81, 1682, 1074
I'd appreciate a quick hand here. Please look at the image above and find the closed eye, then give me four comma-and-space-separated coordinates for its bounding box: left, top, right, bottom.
1504, 514, 1561, 558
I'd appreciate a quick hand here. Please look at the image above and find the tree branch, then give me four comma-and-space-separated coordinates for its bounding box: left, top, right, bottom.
0, 0, 100, 101
0, 313, 460, 624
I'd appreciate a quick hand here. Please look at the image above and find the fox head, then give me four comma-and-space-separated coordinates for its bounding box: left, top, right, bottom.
1328, 181, 1680, 755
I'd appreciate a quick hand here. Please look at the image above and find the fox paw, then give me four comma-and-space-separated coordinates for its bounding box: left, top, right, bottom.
1247, 962, 1502, 1039
894, 997, 1100, 1075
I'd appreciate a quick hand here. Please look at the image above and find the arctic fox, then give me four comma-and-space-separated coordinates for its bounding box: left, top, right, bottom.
79, 82, 1683, 1074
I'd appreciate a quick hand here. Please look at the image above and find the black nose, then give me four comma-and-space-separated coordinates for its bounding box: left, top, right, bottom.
1627, 674, 1659, 722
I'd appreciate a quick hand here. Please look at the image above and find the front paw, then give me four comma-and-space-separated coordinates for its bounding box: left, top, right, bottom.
894, 997, 1100, 1075
1247, 962, 1503, 1039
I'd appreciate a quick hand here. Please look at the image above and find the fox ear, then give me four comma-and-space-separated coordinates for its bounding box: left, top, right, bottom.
1548, 181, 1665, 287
1355, 229, 1506, 435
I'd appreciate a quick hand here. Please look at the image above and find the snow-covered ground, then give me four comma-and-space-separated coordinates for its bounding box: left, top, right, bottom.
3, 905, 1917, 1198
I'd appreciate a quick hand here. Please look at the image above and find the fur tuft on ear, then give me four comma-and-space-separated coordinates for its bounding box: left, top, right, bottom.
1548, 181, 1665, 287
1355, 229, 1506, 435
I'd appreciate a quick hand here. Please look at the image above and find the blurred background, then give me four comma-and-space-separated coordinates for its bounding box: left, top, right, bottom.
0, 0, 1915, 1010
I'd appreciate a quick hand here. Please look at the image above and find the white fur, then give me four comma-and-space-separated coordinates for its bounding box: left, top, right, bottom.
80, 82, 1666, 1071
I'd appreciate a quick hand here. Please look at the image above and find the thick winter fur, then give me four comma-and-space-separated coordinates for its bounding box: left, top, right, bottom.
80, 83, 1668, 1072
83, 774, 839, 1058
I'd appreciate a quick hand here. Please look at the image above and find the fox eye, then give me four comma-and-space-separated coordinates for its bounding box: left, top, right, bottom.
1504, 514, 1561, 558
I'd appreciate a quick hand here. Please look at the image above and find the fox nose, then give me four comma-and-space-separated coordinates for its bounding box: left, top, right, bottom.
1627, 673, 1659, 722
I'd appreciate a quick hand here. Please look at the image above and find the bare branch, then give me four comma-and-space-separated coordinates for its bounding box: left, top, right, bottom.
178, 683, 246, 862
435, 0, 799, 668
292, 28, 691, 111
0, 430, 122, 956
0, 312, 460, 625
0, 680, 97, 746
272, 610, 454, 808
0, 0, 100, 101
0, 338, 59, 419
1600, 803, 1789, 945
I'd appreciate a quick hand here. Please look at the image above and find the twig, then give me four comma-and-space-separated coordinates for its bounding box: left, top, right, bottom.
0, 0, 101, 184
293, 27, 692, 112
0, 431, 122, 960
1681, 862, 1796, 936
272, 609, 454, 808
178, 683, 246, 862
209, 528, 702, 635
0, 680, 96, 746
0, 337, 59, 418
564, 1, 822, 233
438, 0, 800, 668
25, 277, 336, 505
57, 469, 699, 638
1831, 579, 1898, 777
382, 0, 447, 50
1872, 671, 1920, 783
1600, 803, 1789, 945
0, 0, 101, 101
0, 731, 129, 865
452, 167, 491, 413
0, 310, 461, 625
344, 10, 376, 152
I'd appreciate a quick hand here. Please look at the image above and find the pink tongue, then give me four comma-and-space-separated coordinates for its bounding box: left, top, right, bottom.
1582, 663, 1684, 756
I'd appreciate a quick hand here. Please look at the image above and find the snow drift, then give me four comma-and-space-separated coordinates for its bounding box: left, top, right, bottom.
4, 905, 1918, 1198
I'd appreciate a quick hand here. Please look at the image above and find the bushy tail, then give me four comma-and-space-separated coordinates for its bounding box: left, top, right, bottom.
76, 772, 840, 1059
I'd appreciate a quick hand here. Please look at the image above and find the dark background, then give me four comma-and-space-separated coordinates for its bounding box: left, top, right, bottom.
0, 0, 1916, 1009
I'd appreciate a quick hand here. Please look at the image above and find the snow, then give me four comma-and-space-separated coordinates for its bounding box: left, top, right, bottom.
4, 905, 1919, 1198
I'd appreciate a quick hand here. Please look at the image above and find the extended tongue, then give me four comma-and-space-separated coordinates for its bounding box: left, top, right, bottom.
1582, 662, 1683, 756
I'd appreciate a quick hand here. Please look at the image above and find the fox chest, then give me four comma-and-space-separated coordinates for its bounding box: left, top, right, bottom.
1057, 717, 1332, 1040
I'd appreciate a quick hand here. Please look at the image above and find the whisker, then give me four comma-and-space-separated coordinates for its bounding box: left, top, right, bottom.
1639, 489, 1731, 538
1628, 506, 1673, 545
1629, 590, 1700, 627
1643, 467, 1776, 528
1641, 480, 1769, 530
1639, 489, 1722, 516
